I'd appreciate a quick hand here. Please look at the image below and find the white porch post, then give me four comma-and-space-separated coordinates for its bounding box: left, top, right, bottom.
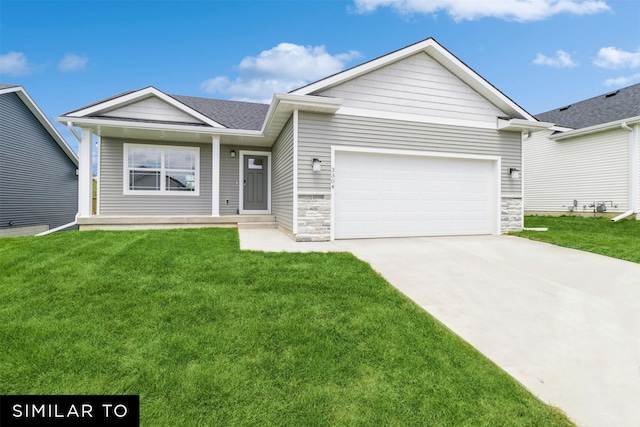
212, 135, 220, 217
77, 128, 93, 218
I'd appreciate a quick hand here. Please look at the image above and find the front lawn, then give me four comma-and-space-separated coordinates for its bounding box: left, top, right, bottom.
514, 216, 640, 263
0, 229, 572, 426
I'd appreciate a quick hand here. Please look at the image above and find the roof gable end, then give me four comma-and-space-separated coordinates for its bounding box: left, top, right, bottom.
0, 84, 78, 165
291, 37, 535, 122
66, 87, 226, 128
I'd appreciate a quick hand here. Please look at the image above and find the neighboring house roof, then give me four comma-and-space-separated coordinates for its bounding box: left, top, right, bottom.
535, 83, 640, 129
0, 84, 79, 166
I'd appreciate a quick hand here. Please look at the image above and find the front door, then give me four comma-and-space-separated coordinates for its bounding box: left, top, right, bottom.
242, 154, 269, 212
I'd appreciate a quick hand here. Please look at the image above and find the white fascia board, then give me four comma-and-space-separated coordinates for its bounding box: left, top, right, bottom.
550, 115, 640, 141
274, 93, 343, 111
66, 87, 226, 128
57, 116, 261, 138
3, 85, 79, 165
259, 93, 342, 134
497, 118, 554, 131
291, 38, 535, 122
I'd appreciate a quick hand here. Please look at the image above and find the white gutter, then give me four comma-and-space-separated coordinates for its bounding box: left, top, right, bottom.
550, 115, 640, 141
612, 122, 638, 222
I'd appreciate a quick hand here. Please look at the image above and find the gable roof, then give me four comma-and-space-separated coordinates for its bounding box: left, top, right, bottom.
535, 83, 640, 130
63, 87, 270, 131
0, 84, 79, 166
291, 37, 537, 122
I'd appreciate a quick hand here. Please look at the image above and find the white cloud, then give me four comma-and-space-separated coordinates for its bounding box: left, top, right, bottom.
58, 53, 88, 72
352, 0, 610, 22
200, 43, 361, 103
533, 50, 578, 68
594, 46, 640, 69
604, 73, 640, 87
0, 52, 33, 76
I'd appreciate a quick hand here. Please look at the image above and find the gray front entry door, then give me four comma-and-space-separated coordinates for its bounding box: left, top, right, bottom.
243, 154, 268, 211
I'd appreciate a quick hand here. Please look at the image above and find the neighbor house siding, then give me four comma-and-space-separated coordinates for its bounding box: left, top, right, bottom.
218, 144, 271, 215
99, 138, 212, 215
524, 129, 629, 213
271, 117, 294, 231
297, 112, 521, 195
102, 97, 203, 124
316, 52, 504, 125
0, 91, 78, 235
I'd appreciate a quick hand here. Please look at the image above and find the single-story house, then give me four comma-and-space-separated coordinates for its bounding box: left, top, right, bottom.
524, 83, 640, 220
58, 38, 550, 241
0, 84, 79, 237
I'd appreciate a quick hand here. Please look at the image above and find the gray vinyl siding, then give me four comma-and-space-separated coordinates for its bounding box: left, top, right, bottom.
316, 52, 504, 125
218, 145, 271, 215
102, 97, 203, 124
271, 118, 294, 231
524, 128, 630, 212
0, 92, 78, 233
297, 112, 521, 195
99, 138, 212, 215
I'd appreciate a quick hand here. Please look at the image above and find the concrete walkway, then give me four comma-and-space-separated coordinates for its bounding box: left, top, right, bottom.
238, 229, 640, 427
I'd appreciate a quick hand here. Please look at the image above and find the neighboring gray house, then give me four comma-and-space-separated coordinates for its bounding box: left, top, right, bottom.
58, 38, 549, 241
524, 83, 640, 220
0, 84, 79, 237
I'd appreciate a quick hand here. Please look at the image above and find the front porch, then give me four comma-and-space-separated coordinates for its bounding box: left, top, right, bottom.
77, 214, 277, 231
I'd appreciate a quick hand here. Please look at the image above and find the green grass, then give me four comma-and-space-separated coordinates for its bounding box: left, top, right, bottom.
514, 216, 640, 263
0, 229, 573, 426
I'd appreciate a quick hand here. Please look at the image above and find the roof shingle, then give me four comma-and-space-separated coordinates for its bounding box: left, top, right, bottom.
535, 83, 640, 129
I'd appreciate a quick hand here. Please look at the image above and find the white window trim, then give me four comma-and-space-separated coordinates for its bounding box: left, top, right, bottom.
239, 150, 271, 214
123, 143, 200, 196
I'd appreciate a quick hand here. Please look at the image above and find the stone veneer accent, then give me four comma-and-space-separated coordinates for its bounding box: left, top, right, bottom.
501, 197, 523, 233
296, 194, 522, 240
296, 194, 331, 242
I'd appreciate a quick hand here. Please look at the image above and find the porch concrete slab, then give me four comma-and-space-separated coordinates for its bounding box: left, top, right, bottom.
333, 235, 640, 427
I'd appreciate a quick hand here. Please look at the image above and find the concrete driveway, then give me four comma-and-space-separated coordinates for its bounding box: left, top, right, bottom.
239, 230, 640, 427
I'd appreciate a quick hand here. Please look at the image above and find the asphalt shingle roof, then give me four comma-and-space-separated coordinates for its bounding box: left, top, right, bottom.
170, 94, 269, 131
535, 82, 640, 129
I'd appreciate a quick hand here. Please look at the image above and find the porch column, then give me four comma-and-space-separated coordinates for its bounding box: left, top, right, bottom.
212, 135, 220, 217
77, 127, 93, 218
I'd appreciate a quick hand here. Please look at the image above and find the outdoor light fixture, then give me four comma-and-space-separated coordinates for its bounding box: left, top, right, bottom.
509, 168, 520, 179
312, 158, 322, 172
230, 150, 236, 158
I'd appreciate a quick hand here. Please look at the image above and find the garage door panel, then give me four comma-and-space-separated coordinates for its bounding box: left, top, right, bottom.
334, 151, 498, 239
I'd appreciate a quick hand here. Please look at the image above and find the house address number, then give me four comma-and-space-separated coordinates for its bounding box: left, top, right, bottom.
331, 167, 335, 189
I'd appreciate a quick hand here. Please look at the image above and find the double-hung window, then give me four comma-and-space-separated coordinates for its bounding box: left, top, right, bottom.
124, 144, 199, 195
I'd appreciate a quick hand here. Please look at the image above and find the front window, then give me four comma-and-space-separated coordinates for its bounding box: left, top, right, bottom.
124, 144, 199, 195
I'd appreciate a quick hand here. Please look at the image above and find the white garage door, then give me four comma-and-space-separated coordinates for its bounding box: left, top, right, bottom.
334, 151, 499, 239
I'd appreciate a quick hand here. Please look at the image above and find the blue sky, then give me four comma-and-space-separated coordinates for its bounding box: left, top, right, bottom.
1, 0, 639, 153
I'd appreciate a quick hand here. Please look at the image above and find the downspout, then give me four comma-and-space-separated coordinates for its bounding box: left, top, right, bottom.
36, 220, 78, 236
612, 122, 637, 222
36, 122, 84, 234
